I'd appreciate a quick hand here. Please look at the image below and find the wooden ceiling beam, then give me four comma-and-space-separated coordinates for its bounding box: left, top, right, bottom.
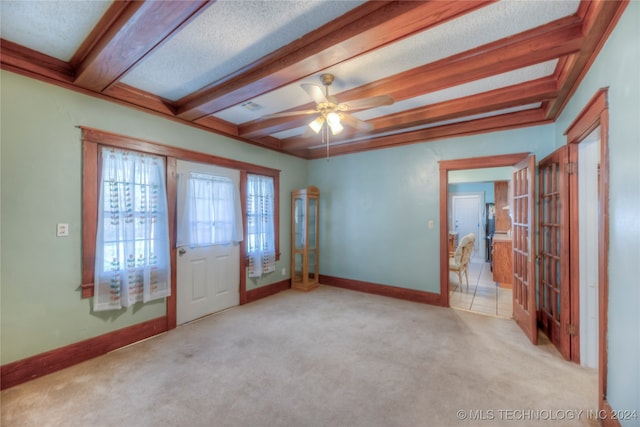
239, 15, 583, 139
302, 109, 551, 159
73, 0, 211, 92
174, 0, 494, 121
335, 16, 583, 103
544, 0, 628, 119
282, 77, 558, 150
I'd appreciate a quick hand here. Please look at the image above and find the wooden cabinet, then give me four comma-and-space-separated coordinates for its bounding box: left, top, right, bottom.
492, 234, 513, 287
291, 186, 320, 291
494, 180, 511, 233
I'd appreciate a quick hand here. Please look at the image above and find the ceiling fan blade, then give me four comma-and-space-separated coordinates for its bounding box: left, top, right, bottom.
341, 113, 373, 132
301, 83, 329, 104
260, 109, 318, 119
340, 94, 394, 112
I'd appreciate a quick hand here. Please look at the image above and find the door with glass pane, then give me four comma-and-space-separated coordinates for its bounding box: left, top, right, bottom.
176, 161, 240, 325
512, 155, 537, 344
538, 147, 570, 359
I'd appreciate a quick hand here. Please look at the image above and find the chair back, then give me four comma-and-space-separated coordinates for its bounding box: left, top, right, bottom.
453, 233, 476, 266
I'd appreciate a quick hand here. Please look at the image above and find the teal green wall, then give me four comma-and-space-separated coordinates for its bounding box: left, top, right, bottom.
0, 71, 308, 364
552, 2, 639, 422
308, 126, 554, 292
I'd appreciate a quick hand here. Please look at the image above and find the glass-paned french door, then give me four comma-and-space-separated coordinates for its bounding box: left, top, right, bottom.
538, 146, 570, 359
512, 156, 537, 344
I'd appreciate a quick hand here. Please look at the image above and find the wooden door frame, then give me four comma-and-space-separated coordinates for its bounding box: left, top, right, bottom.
439, 153, 529, 307
564, 88, 611, 420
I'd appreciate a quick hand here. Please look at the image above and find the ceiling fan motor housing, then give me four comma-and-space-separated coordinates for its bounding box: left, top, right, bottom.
320, 73, 335, 87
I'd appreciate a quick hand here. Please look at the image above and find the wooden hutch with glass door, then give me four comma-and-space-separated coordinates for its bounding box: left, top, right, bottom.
291, 186, 319, 291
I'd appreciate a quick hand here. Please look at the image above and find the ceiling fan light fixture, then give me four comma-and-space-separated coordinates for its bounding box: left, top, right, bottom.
309, 116, 325, 133
326, 112, 343, 135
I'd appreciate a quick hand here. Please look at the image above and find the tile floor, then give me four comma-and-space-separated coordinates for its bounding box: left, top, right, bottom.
449, 257, 513, 318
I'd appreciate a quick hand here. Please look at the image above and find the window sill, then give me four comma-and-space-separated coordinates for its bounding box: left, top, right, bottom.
81, 283, 94, 299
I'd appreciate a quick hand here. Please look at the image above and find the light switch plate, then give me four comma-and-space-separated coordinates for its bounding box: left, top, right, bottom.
428, 220, 434, 230
56, 223, 69, 237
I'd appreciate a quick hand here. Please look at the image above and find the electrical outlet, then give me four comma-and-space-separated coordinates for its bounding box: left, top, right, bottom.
281, 267, 286, 276
57, 223, 69, 237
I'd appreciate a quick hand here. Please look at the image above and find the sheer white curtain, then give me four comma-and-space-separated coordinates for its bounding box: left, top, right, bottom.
176, 173, 243, 248
246, 174, 276, 277
94, 148, 171, 311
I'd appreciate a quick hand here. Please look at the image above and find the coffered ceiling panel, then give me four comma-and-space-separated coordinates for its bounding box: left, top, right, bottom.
0, 0, 112, 61
0, 0, 628, 159
121, 0, 366, 100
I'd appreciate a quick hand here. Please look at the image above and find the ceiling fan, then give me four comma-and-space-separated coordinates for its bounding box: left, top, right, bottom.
263, 73, 394, 136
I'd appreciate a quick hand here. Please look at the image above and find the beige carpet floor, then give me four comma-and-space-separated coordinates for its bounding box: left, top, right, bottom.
1, 285, 598, 427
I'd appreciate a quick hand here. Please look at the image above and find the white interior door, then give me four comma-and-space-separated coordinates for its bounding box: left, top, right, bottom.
578, 129, 600, 368
177, 161, 240, 325
451, 193, 483, 258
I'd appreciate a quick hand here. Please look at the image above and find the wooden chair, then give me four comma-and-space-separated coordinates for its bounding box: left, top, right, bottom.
449, 233, 476, 291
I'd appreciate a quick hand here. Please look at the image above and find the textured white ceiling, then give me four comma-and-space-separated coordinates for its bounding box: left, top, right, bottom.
121, 0, 366, 100
214, 0, 578, 125
0, 0, 112, 62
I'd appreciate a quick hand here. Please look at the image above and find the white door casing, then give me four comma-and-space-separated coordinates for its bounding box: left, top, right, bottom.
578, 128, 600, 369
176, 160, 240, 325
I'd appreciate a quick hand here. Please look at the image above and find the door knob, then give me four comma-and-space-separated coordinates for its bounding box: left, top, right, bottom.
178, 248, 187, 256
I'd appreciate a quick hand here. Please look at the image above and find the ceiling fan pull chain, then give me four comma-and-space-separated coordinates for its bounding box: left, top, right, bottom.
324, 124, 329, 158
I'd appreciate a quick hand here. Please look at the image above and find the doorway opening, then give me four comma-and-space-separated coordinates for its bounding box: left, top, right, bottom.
439, 153, 528, 310
577, 128, 600, 369
448, 174, 512, 318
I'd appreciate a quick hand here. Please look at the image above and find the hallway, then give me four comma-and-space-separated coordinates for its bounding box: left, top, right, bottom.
449, 257, 512, 318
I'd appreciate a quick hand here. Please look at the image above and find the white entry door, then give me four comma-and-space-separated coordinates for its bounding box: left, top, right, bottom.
451, 193, 483, 258
176, 160, 240, 325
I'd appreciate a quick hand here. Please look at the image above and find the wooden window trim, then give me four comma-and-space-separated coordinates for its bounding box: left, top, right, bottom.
81, 127, 280, 309
241, 172, 280, 260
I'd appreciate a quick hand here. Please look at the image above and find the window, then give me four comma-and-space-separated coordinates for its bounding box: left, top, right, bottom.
176, 173, 242, 248
93, 147, 171, 311
246, 174, 276, 277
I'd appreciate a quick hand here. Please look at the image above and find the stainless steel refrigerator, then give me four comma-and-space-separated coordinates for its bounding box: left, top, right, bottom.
485, 203, 495, 263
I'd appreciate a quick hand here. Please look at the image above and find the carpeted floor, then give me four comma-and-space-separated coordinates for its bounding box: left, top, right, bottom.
1, 285, 598, 427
